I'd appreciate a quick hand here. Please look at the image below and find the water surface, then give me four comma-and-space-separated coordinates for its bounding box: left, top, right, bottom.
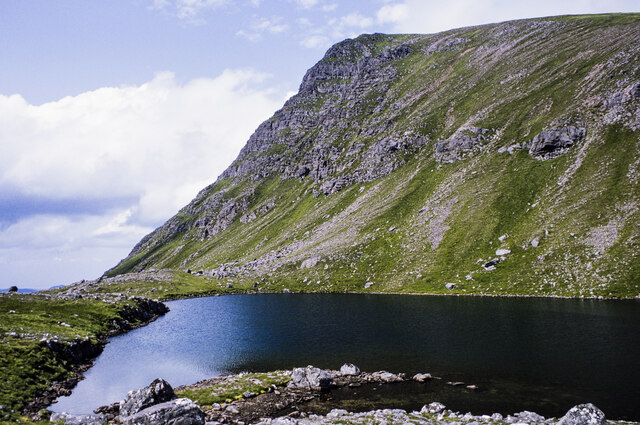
52, 294, 640, 420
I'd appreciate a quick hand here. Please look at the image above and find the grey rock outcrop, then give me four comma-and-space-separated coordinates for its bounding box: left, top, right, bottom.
529, 124, 585, 159
436, 128, 490, 163
559, 403, 606, 425
119, 398, 205, 425
119, 378, 176, 417
288, 366, 334, 390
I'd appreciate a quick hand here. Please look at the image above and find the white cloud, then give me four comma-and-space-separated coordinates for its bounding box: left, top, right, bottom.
376, 3, 409, 25
300, 34, 331, 49
321, 3, 338, 12
237, 16, 290, 41
339, 12, 374, 29
0, 70, 285, 288
376, 0, 640, 34
151, 0, 229, 24
294, 0, 319, 9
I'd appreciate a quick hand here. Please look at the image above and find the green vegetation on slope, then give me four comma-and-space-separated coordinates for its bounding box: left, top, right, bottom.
101, 13, 640, 299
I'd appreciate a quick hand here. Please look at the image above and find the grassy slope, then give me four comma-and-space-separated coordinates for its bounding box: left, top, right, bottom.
102, 14, 640, 300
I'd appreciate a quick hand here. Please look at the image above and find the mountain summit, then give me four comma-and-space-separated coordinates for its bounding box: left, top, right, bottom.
106, 14, 640, 298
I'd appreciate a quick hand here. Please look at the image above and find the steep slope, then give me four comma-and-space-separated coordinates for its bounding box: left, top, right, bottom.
106, 14, 640, 298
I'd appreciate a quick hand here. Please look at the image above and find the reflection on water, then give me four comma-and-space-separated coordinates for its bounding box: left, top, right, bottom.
52, 294, 640, 420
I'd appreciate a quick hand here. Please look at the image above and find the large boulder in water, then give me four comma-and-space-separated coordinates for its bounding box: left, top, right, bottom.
559, 403, 606, 425
119, 398, 205, 425
119, 378, 176, 417
288, 366, 334, 390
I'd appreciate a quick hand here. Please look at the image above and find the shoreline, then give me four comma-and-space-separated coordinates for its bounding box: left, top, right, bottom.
23, 297, 169, 419
159, 287, 640, 303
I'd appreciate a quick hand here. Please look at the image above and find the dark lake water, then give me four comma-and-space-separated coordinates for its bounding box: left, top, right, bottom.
52, 294, 640, 420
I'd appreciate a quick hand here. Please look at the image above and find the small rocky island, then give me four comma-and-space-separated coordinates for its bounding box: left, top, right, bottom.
50, 365, 626, 425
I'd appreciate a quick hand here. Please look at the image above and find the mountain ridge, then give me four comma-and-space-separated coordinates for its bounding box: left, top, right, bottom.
104, 13, 640, 299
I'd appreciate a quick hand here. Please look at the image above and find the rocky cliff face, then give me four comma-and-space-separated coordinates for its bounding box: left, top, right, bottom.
106, 14, 640, 298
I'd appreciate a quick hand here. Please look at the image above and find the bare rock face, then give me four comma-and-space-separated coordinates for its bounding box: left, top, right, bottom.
529, 124, 586, 159
119, 378, 176, 417
559, 403, 606, 425
288, 366, 334, 390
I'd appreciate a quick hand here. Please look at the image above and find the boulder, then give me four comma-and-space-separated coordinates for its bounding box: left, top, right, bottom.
495, 249, 511, 256
339, 363, 360, 376
119, 398, 205, 425
49, 412, 106, 425
421, 402, 446, 414
413, 373, 432, 382
288, 366, 334, 390
119, 378, 176, 417
559, 403, 606, 425
375, 371, 402, 382
445, 283, 457, 290
529, 125, 585, 159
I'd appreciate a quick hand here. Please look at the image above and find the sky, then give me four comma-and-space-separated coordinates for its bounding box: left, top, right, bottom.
1, 1, 638, 289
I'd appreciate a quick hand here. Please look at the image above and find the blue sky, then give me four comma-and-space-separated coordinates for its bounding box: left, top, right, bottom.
1, 0, 638, 289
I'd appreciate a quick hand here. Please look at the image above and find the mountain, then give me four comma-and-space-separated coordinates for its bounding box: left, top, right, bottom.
105, 14, 640, 298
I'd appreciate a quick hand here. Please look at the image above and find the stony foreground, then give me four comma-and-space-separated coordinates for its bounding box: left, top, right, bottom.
48, 365, 638, 425
256, 403, 611, 425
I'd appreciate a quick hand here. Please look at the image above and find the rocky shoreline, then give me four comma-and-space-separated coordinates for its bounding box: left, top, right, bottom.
25, 295, 169, 419
49, 365, 638, 425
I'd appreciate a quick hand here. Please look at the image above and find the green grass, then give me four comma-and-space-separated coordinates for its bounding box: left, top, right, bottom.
176, 371, 290, 407
0, 294, 164, 421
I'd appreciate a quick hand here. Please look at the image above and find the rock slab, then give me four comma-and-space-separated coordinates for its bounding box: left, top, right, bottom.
120, 398, 205, 425
119, 378, 177, 417
288, 366, 334, 390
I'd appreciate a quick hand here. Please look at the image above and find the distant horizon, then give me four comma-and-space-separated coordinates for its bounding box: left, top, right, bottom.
1, 2, 638, 289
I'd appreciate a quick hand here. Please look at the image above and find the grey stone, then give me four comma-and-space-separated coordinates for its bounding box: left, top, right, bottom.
339, 363, 360, 376
413, 373, 433, 382
377, 371, 402, 382
119, 378, 176, 417
420, 402, 446, 414
559, 403, 606, 425
288, 366, 334, 390
529, 124, 585, 159
50, 412, 106, 425
516, 411, 545, 422
483, 258, 500, 269
225, 405, 240, 414
496, 249, 511, 256
445, 283, 457, 290
120, 398, 205, 425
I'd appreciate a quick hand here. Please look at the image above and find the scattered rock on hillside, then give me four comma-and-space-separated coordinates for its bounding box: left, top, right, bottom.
435, 128, 490, 163
529, 124, 586, 159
